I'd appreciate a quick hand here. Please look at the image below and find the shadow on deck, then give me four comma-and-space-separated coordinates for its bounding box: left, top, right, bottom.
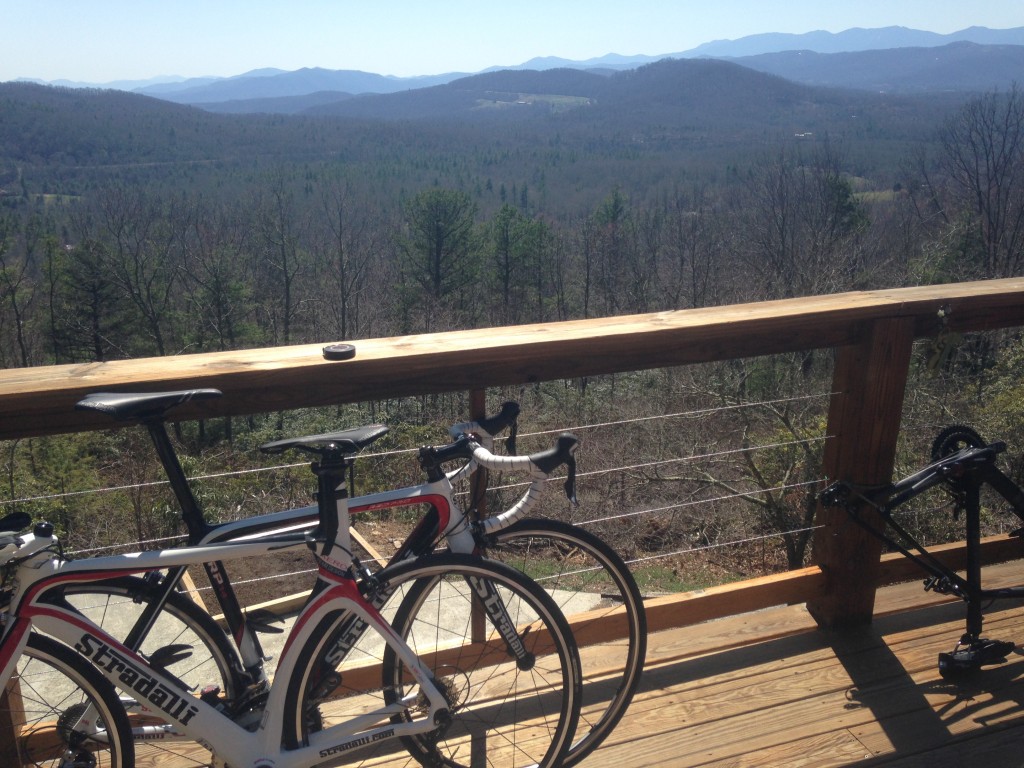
595, 561, 1024, 767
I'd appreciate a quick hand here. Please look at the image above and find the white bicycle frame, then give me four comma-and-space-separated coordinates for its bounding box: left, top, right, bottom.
192, 439, 557, 674
0, 529, 450, 768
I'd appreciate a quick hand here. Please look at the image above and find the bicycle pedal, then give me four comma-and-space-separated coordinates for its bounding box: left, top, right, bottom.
980, 639, 1016, 660
200, 684, 222, 704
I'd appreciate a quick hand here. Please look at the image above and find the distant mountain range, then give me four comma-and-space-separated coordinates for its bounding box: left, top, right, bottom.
0, 55, 959, 178
736, 41, 1024, 93
682, 24, 1024, 57
13, 26, 1024, 115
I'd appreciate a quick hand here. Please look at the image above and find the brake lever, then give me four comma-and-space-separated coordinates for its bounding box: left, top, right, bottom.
564, 453, 578, 506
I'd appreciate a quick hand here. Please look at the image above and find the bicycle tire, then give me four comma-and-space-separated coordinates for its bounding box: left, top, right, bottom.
283, 552, 582, 768
3, 633, 135, 767
61, 576, 247, 765
482, 518, 646, 766
63, 576, 244, 698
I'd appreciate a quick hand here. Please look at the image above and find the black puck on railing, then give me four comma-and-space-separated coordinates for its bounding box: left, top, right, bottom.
322, 343, 357, 361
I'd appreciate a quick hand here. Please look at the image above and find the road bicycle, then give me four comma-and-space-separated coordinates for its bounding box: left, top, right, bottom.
53, 388, 644, 766
819, 424, 1024, 678
0, 420, 584, 768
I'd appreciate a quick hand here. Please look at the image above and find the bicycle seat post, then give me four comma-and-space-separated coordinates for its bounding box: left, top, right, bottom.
309, 450, 355, 574
144, 418, 210, 543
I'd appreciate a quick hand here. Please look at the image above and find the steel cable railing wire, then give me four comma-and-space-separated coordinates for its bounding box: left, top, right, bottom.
515, 391, 834, 439
0, 392, 828, 509
62, 476, 826, 583
625, 523, 823, 568
1, 392, 833, 584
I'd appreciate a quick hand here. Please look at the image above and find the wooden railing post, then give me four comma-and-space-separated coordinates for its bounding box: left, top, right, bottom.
468, 388, 489, 525
469, 388, 488, 646
808, 317, 915, 629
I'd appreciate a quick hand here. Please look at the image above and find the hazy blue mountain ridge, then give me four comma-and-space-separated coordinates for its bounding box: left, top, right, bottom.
11, 25, 1015, 94
683, 25, 1024, 57
148, 66, 468, 104
9, 26, 1024, 116
732, 41, 1024, 92
146, 26, 1024, 113
0, 56, 944, 171
181, 40, 1024, 116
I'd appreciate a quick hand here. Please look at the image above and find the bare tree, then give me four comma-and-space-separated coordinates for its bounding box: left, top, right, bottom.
940, 85, 1024, 279
97, 186, 186, 356
734, 141, 867, 300
661, 185, 726, 309
312, 176, 379, 340
180, 199, 256, 352
0, 214, 41, 367
591, 188, 638, 314
254, 174, 310, 346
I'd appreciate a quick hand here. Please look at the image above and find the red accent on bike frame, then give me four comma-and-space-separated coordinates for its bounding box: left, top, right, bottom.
14, 566, 161, 652
0, 616, 29, 672
20, 567, 144, 608
13, 592, 158, 692
350, 493, 452, 526
25, 603, 149, 659
279, 566, 404, 661
272, 493, 453, 658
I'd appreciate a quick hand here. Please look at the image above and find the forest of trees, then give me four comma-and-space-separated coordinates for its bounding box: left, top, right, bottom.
1, 74, 1023, 587
0, 134, 982, 365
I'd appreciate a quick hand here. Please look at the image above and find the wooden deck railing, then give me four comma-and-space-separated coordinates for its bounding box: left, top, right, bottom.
2, 277, 1024, 630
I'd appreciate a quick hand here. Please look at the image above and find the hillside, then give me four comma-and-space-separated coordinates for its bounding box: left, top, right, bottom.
1, 59, 956, 163
0, 83, 233, 166
302, 58, 960, 144
304, 67, 610, 120
146, 67, 461, 104
733, 41, 1024, 92
0, 59, 968, 216
199, 90, 355, 115
122, 42, 1019, 117
0, 82, 284, 170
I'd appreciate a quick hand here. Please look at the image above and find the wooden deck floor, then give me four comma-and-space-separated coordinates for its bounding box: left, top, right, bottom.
592, 561, 1024, 767
25, 562, 1023, 767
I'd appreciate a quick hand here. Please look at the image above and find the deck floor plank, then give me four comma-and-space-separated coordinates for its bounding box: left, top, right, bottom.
598, 562, 1024, 767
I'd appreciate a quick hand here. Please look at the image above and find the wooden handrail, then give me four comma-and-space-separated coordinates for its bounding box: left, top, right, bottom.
0, 279, 1022, 440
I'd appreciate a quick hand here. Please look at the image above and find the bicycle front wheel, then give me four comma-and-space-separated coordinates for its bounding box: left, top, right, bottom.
483, 518, 647, 766
2, 633, 134, 767
285, 552, 582, 768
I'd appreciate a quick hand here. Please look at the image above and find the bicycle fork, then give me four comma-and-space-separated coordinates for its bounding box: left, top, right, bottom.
465, 574, 536, 669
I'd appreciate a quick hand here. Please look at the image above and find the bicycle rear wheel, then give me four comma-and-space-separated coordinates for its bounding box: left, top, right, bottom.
2, 633, 134, 767
284, 552, 582, 768
62, 576, 247, 766
62, 576, 244, 700
482, 518, 646, 766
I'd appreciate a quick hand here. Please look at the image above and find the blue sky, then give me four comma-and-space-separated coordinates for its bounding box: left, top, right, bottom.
4, 0, 1024, 84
